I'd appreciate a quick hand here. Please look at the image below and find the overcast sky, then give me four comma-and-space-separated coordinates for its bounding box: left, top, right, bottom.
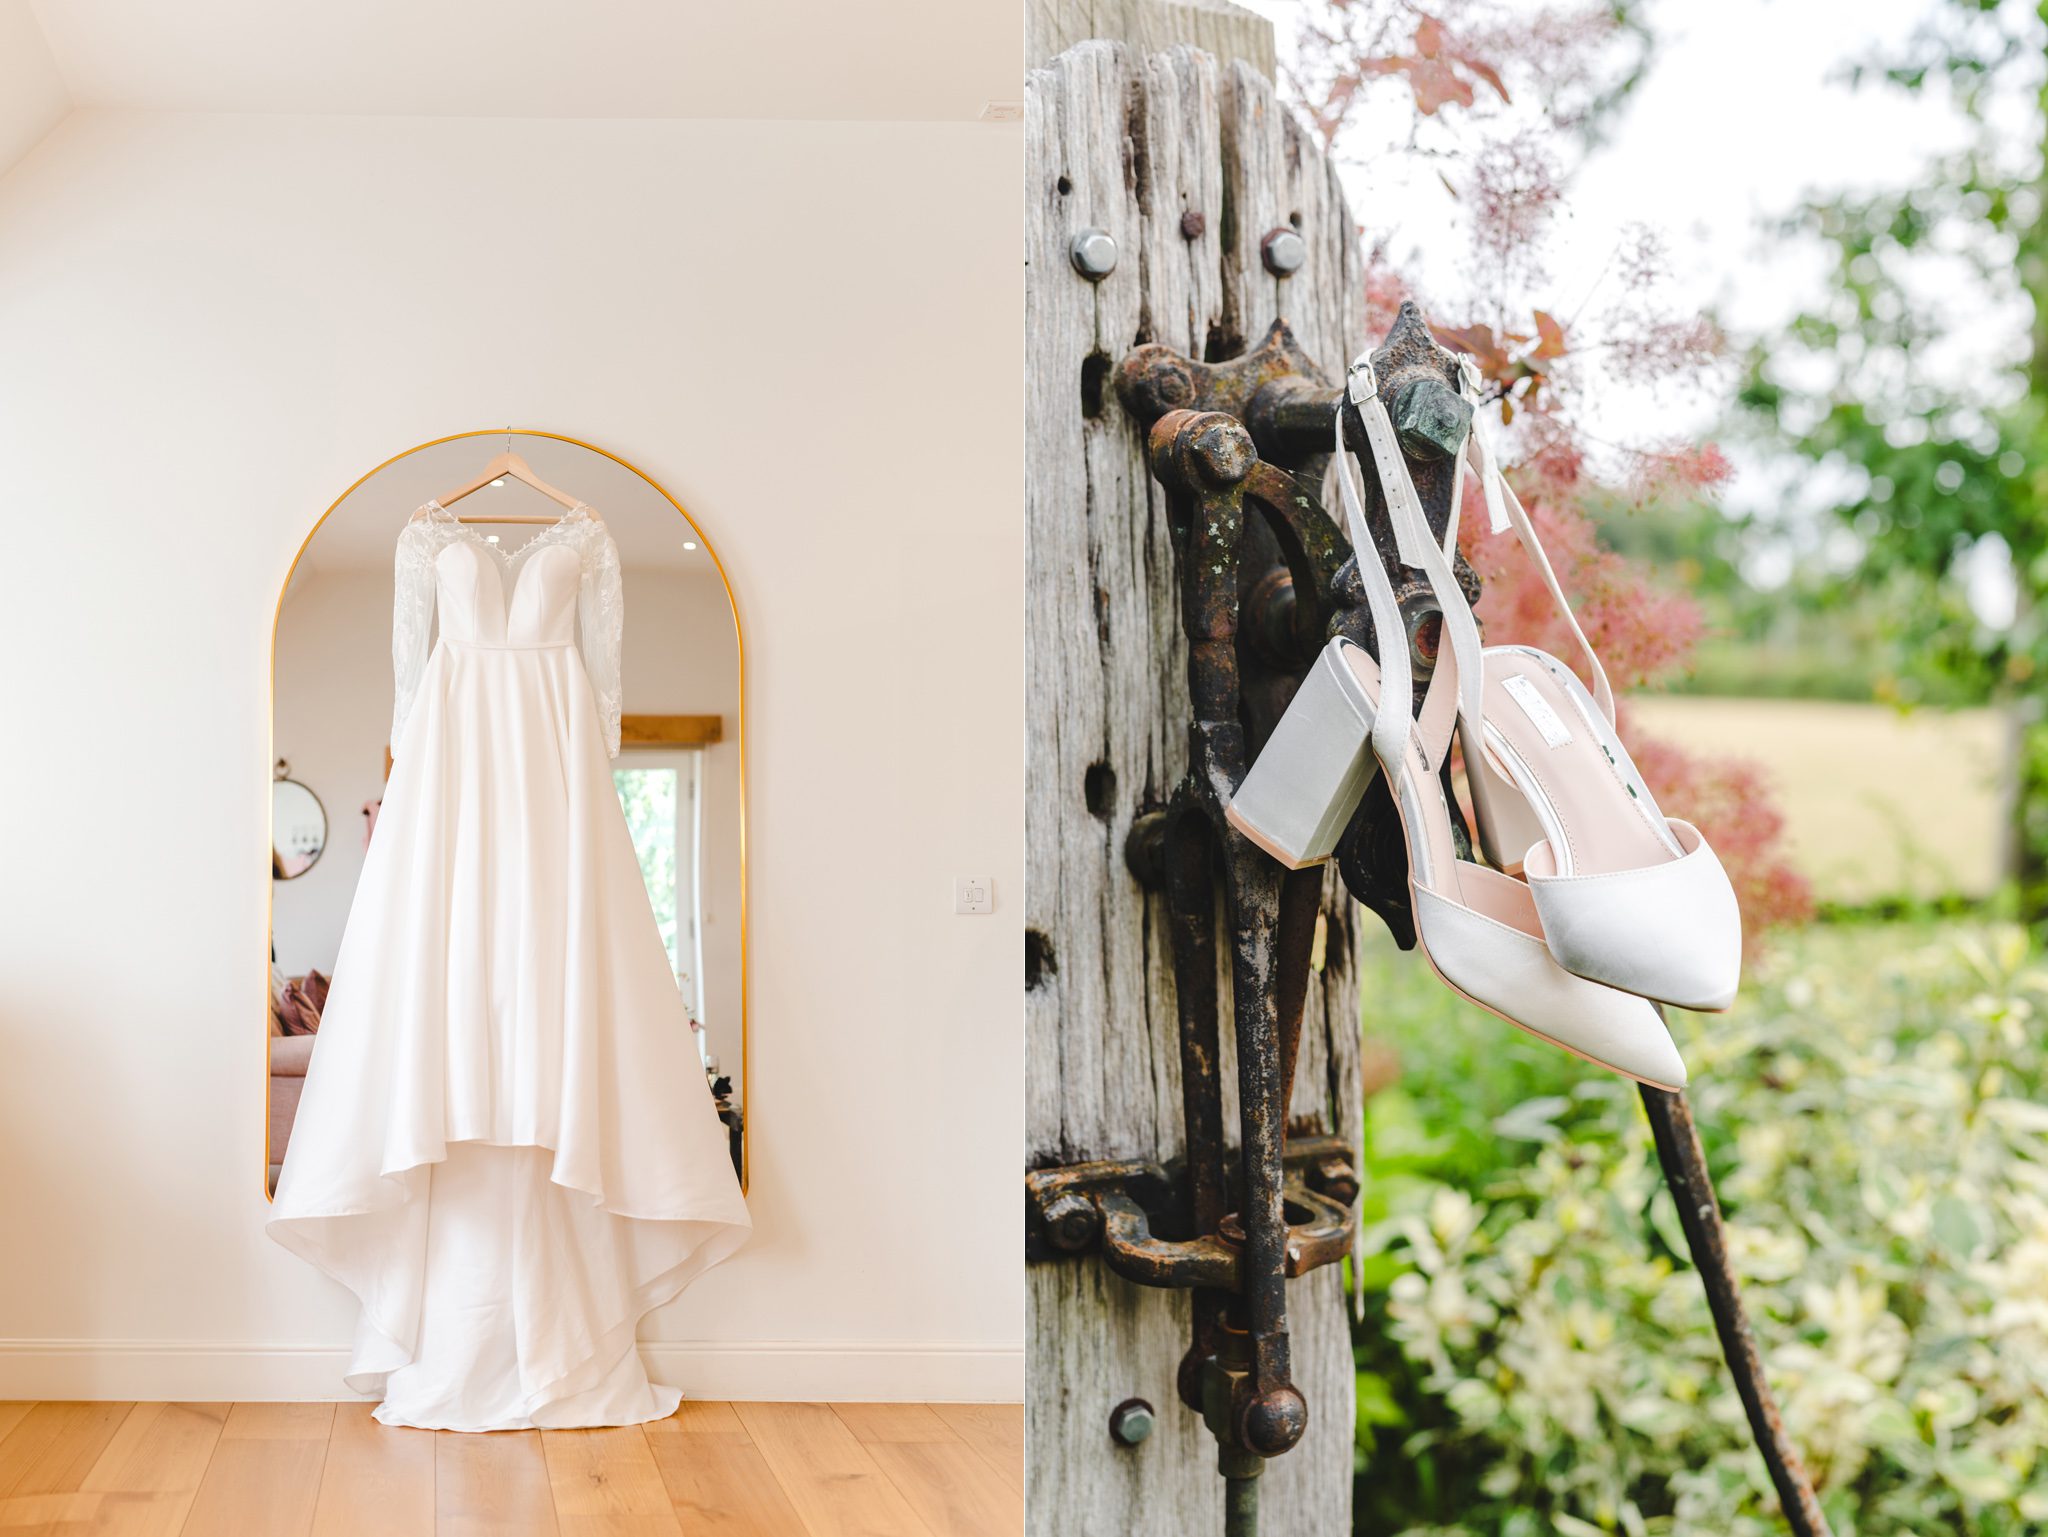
1238, 0, 2018, 598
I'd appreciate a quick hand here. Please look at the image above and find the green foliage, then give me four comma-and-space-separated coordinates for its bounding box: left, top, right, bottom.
1351, 919, 2048, 1535
1589, 493, 1993, 705
1737, 0, 2048, 908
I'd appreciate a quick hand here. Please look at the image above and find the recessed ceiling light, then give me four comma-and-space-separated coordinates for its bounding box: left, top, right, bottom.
485, 534, 501, 544
682, 541, 698, 551
490, 477, 506, 488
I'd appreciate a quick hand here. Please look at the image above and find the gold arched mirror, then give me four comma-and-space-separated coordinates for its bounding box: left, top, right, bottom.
267, 431, 747, 1195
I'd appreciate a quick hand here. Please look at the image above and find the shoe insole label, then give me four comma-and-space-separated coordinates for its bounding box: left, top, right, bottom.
1501, 673, 1573, 749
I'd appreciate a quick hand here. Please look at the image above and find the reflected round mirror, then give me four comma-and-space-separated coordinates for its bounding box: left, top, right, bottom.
267, 432, 746, 1196
271, 774, 327, 880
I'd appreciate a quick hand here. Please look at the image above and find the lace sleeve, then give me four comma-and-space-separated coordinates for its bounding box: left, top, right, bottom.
390, 510, 442, 753
577, 520, 625, 758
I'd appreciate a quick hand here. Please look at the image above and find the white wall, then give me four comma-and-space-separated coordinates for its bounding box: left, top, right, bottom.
0, 108, 1021, 1400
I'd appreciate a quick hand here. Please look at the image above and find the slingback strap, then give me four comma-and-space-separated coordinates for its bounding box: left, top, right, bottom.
1348, 361, 1441, 570
1332, 371, 1416, 778
1455, 355, 1616, 727
1337, 358, 1489, 772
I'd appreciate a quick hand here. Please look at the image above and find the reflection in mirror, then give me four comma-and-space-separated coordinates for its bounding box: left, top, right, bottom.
271, 765, 328, 880
268, 433, 745, 1194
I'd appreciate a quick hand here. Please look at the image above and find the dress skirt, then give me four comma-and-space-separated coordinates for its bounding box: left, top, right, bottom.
268, 636, 750, 1430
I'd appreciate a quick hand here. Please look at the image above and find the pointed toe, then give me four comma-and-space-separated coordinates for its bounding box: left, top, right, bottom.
1527, 820, 1743, 1012
1412, 883, 1691, 1091
1617, 1019, 1688, 1092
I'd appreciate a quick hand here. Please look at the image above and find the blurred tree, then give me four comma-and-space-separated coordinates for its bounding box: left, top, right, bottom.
1740, 0, 2048, 915
1282, 0, 1813, 936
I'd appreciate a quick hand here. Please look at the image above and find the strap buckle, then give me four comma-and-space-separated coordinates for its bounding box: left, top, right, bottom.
1345, 356, 1378, 406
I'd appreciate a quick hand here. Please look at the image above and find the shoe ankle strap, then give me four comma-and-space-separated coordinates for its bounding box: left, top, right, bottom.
1454, 355, 1616, 727
1335, 357, 1486, 774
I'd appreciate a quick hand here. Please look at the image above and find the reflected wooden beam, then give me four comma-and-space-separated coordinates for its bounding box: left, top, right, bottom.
620, 714, 723, 748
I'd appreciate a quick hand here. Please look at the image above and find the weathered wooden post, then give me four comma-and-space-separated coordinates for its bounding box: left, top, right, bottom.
1024, 5, 1369, 1530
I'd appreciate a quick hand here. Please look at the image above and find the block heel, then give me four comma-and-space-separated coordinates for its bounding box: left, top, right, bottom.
1224, 637, 1380, 869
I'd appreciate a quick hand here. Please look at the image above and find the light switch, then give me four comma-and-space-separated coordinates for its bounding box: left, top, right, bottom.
955, 875, 994, 915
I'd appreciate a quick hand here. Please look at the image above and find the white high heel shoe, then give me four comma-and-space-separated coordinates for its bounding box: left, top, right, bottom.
1227, 357, 1688, 1091
1447, 356, 1742, 1012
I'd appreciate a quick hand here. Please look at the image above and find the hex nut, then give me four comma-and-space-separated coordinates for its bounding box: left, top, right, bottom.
1261, 226, 1307, 277
1070, 227, 1118, 280
1390, 377, 1473, 461
1041, 1192, 1100, 1251
1109, 1398, 1156, 1447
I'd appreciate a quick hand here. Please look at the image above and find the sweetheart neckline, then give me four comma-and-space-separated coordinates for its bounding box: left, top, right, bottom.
435, 528, 585, 619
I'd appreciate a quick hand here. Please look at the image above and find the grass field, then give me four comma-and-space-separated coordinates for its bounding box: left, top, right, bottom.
1628, 694, 2012, 906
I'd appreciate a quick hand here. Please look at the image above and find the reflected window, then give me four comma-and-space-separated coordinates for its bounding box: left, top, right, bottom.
614, 753, 707, 1045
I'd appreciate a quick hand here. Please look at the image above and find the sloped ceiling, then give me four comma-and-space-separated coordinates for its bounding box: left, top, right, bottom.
3, 0, 1017, 178
0, 1, 68, 178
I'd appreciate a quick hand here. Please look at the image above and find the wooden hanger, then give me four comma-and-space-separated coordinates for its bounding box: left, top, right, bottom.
434, 439, 584, 524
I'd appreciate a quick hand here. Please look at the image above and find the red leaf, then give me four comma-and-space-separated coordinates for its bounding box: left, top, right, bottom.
1460, 54, 1510, 104
1432, 322, 1509, 376
1408, 59, 1475, 115
1532, 310, 1567, 359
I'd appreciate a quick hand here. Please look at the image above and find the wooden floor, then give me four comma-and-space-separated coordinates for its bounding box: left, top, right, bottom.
0, 1399, 1023, 1536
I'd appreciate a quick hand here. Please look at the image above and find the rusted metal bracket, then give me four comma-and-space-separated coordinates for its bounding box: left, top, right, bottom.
1023, 314, 1481, 1527
1025, 1134, 1360, 1288
1021, 318, 1367, 1527
1137, 372, 1347, 1484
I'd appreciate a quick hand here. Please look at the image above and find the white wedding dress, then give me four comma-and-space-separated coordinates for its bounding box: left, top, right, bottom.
268, 500, 749, 1431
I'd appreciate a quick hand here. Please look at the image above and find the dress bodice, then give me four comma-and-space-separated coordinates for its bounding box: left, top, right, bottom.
434, 538, 582, 649
391, 501, 626, 757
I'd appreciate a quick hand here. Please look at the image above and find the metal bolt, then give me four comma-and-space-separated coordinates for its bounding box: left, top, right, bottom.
1180, 209, 1207, 241
1390, 377, 1473, 461
1261, 226, 1307, 277
1041, 1192, 1100, 1252
1239, 1385, 1309, 1457
1115, 340, 1205, 424
1188, 419, 1254, 486
1109, 1398, 1156, 1447
1405, 602, 1443, 672
1070, 227, 1118, 280
1311, 1153, 1360, 1207
1123, 809, 1170, 890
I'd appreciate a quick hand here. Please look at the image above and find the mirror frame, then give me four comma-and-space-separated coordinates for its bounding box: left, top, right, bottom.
265, 428, 750, 1198
270, 773, 330, 880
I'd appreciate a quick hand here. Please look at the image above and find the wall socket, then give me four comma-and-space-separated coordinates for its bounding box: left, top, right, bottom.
954, 875, 994, 915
